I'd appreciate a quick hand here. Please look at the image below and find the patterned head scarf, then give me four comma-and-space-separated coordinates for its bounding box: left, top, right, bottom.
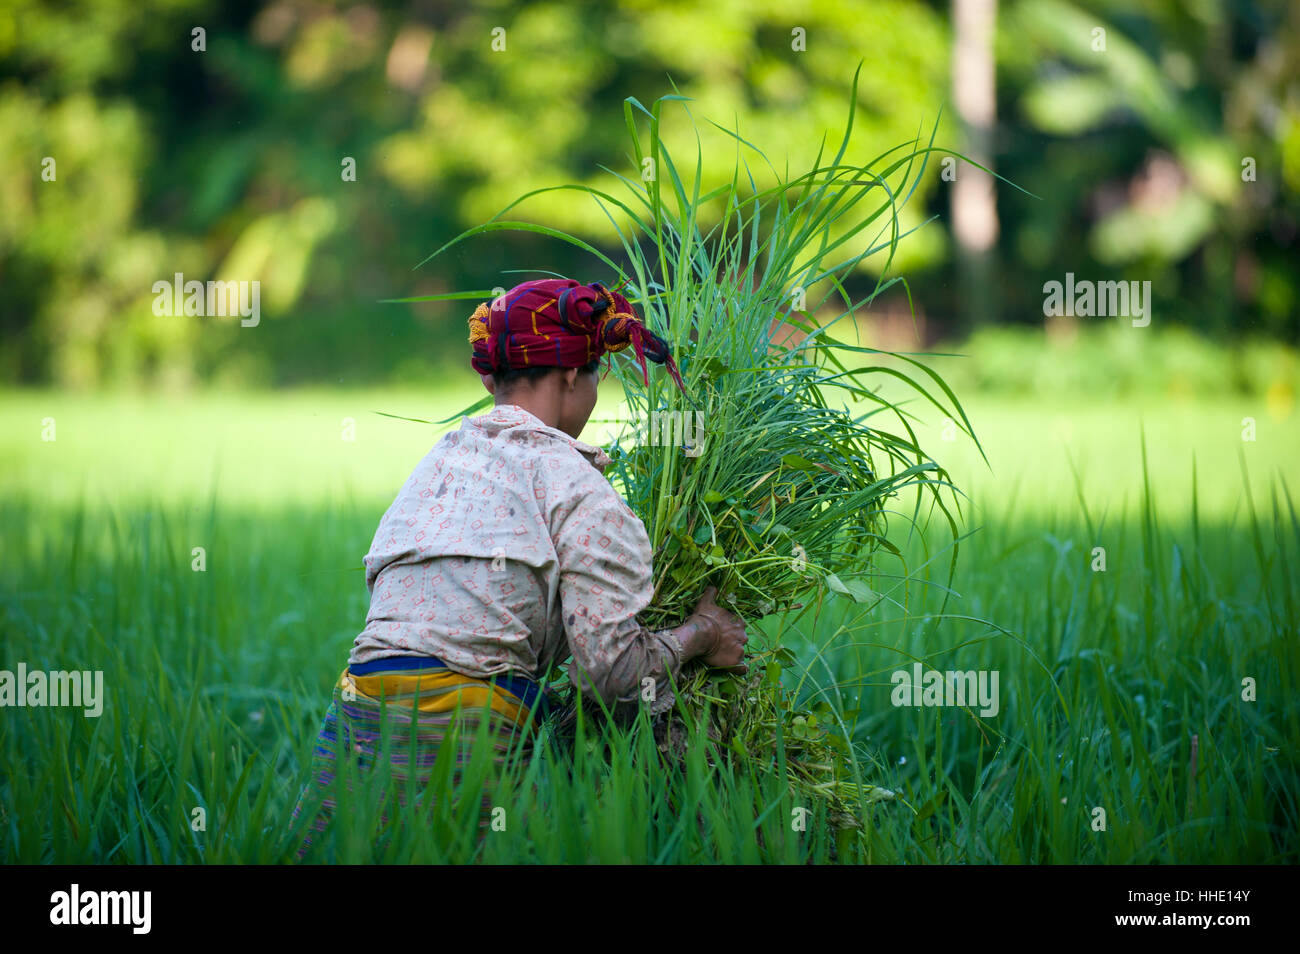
467, 278, 688, 397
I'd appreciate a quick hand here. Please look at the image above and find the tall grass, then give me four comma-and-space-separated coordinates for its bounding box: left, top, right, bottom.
1, 434, 1295, 862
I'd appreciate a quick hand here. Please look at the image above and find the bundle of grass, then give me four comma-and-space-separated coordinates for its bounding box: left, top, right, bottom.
404, 62, 985, 837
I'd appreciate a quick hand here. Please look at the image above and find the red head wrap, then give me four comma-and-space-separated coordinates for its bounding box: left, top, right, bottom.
467, 278, 688, 397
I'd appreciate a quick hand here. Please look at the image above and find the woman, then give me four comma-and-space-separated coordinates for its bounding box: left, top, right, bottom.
289, 277, 748, 857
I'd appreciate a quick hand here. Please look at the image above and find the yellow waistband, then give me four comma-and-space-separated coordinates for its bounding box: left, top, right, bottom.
336, 667, 533, 727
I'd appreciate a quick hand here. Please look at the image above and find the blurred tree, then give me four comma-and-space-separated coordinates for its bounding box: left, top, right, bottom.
1, 0, 955, 387
951, 0, 1000, 334
0, 0, 1294, 388
986, 0, 1298, 339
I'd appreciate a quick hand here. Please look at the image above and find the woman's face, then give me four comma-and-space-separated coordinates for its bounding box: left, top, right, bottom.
557, 366, 598, 439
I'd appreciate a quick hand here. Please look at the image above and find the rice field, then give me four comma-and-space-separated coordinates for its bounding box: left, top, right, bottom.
0, 386, 1296, 863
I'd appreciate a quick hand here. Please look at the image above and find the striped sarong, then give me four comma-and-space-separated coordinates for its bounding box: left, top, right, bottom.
288, 656, 544, 860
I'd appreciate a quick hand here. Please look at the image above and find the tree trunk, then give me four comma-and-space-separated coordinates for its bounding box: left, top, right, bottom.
951, 0, 1000, 333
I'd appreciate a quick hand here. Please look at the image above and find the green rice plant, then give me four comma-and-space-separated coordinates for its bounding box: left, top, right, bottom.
1, 392, 1298, 863
407, 61, 989, 835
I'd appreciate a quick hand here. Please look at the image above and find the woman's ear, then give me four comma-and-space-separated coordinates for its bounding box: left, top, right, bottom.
563, 367, 580, 391
481, 374, 496, 394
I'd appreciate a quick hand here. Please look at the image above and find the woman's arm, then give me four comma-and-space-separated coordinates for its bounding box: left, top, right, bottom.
552, 482, 746, 716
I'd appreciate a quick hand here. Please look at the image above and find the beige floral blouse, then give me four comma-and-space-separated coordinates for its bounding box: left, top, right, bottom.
350, 402, 686, 716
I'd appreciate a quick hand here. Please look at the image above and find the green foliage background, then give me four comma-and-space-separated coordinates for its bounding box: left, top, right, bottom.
1, 0, 1296, 389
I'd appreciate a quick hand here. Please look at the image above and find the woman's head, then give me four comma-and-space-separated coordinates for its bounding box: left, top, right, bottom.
467, 277, 689, 430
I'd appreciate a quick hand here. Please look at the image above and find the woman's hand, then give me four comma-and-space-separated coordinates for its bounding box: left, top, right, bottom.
683, 585, 748, 674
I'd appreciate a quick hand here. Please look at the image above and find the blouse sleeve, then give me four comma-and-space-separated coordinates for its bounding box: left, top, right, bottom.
552, 476, 687, 718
